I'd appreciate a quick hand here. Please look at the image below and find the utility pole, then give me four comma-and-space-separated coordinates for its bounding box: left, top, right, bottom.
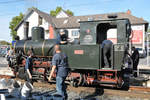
25, 0, 38, 10
63, 0, 66, 9
147, 32, 150, 66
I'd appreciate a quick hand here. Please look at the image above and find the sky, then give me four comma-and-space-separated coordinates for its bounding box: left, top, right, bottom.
0, 0, 150, 42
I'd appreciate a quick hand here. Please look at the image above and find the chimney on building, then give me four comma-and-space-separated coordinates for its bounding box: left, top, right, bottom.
126, 9, 131, 14
23, 22, 29, 40
140, 17, 144, 20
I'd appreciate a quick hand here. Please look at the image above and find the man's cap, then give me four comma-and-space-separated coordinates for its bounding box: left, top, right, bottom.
60, 29, 64, 32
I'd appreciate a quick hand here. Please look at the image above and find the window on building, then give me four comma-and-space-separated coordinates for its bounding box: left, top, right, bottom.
76, 19, 80, 23
88, 17, 93, 21
63, 19, 68, 24
38, 15, 42, 25
72, 30, 79, 36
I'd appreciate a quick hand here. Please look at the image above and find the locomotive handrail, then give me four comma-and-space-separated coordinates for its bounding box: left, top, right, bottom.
33, 55, 53, 58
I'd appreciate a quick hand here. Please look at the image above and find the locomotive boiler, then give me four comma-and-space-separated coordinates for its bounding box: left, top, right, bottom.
14, 27, 55, 56
12, 17, 132, 88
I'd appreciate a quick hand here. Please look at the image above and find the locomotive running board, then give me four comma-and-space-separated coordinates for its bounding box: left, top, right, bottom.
97, 81, 117, 85
97, 69, 118, 72
94, 69, 121, 87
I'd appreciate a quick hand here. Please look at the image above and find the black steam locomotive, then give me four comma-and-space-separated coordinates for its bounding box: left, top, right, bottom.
11, 17, 133, 88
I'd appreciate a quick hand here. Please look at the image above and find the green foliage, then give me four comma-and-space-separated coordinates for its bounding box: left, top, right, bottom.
28, 6, 37, 11
145, 27, 150, 41
66, 9, 74, 16
50, 10, 57, 17
50, 6, 62, 17
148, 27, 150, 41
9, 13, 24, 40
50, 6, 74, 17
148, 27, 150, 33
0, 41, 10, 45
56, 7, 62, 14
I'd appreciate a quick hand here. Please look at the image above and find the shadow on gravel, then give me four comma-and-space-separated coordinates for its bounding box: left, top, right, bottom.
75, 87, 104, 100
84, 87, 104, 99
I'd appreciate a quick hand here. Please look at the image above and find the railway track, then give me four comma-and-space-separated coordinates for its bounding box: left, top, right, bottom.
129, 86, 150, 92
0, 75, 150, 99
0, 75, 12, 79
1, 74, 150, 92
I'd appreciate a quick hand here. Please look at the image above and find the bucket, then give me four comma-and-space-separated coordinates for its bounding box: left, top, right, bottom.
8, 88, 20, 97
53, 94, 63, 100
32, 93, 42, 100
21, 82, 33, 97
42, 94, 53, 100
0, 79, 7, 89
0, 89, 9, 98
0, 89, 8, 94
0, 94, 6, 100
6, 79, 14, 88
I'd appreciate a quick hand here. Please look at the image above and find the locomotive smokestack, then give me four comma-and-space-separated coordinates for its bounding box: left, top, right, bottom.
32, 27, 44, 41
23, 22, 29, 40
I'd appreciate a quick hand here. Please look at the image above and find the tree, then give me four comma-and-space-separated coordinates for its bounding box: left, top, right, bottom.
147, 27, 150, 41
0, 41, 10, 45
9, 13, 24, 40
50, 6, 74, 17
148, 27, 150, 33
66, 9, 74, 16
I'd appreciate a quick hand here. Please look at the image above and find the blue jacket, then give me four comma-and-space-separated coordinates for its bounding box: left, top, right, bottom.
25, 57, 33, 73
52, 53, 69, 77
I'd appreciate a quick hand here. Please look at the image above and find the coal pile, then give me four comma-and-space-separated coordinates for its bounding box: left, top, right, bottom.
0, 78, 99, 100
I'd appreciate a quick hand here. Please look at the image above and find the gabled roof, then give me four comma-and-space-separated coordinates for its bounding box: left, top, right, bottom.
33, 8, 54, 24
15, 8, 149, 31
15, 8, 54, 31
61, 9, 73, 17
56, 9, 73, 18
52, 12, 149, 30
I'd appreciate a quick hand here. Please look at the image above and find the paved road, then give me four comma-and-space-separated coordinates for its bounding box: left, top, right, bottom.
139, 56, 150, 66
0, 57, 14, 76
0, 57, 7, 67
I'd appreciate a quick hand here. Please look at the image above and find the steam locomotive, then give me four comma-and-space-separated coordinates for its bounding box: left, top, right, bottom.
11, 16, 133, 88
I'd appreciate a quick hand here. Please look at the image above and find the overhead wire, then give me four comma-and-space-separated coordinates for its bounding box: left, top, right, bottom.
0, 0, 27, 16
0, 13, 18, 16
0, 0, 25, 4
0, 0, 107, 16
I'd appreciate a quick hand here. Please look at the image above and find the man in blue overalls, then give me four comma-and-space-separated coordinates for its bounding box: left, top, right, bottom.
48, 45, 69, 100
25, 50, 33, 84
102, 40, 113, 68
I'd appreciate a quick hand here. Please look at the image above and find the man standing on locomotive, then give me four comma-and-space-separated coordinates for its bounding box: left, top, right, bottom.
56, 29, 68, 44
102, 40, 113, 68
48, 45, 69, 100
25, 50, 33, 84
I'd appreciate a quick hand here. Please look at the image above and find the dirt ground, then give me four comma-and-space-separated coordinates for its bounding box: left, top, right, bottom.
1, 56, 150, 100
26, 79, 150, 100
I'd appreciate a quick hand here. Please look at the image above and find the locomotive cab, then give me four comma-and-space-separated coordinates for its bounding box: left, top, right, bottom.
78, 18, 131, 70
59, 18, 132, 87
71, 18, 132, 87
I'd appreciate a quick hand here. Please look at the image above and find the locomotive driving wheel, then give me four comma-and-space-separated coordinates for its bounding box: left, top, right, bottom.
70, 73, 86, 87
117, 76, 123, 88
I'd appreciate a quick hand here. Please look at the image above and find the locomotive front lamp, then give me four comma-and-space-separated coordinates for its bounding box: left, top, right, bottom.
107, 14, 118, 19
86, 29, 91, 34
